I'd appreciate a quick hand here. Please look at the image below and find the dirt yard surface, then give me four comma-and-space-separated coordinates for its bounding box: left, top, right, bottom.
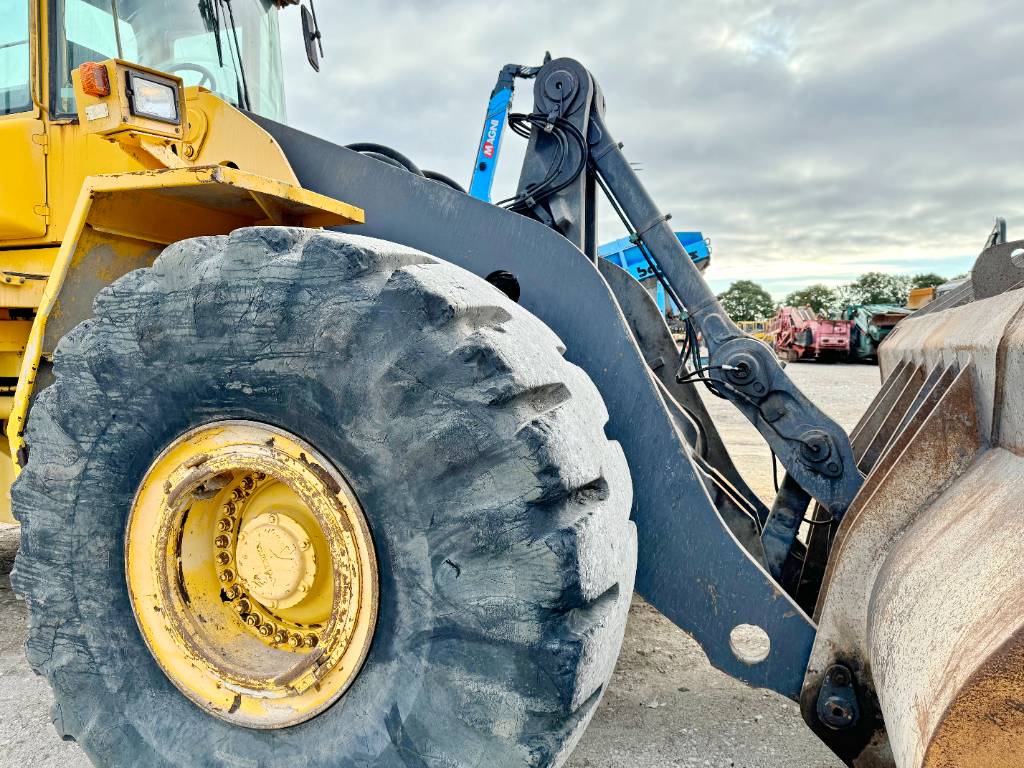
0, 362, 880, 768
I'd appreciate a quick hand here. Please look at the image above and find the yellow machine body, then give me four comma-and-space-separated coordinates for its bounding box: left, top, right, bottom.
0, 2, 363, 522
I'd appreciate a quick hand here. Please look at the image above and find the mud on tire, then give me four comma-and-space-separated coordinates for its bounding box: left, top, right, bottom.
12, 228, 636, 767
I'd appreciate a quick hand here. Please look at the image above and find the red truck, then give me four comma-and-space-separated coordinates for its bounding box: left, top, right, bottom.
767, 306, 852, 362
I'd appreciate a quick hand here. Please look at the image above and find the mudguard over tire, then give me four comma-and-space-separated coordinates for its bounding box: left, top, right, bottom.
11, 228, 636, 767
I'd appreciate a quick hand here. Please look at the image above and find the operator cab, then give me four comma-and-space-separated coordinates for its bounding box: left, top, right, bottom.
49, 0, 288, 122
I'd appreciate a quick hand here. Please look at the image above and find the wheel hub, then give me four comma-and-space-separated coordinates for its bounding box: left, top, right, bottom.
125, 421, 378, 729
235, 511, 317, 610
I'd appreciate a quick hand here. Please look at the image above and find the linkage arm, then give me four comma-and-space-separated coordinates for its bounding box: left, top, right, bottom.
586, 108, 863, 518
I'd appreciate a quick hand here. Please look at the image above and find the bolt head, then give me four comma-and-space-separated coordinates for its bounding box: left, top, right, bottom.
820, 695, 856, 728
799, 430, 832, 463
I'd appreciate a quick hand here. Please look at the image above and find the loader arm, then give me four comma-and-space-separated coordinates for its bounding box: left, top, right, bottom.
252, 111, 824, 701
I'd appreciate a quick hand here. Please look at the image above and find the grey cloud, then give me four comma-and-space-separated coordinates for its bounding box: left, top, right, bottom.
276, 1, 1022, 297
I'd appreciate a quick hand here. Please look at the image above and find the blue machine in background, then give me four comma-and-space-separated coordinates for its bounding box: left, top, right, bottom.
599, 233, 711, 314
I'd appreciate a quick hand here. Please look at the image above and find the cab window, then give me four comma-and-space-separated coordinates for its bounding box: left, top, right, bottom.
51, 0, 285, 122
54, 0, 138, 115
0, 0, 31, 114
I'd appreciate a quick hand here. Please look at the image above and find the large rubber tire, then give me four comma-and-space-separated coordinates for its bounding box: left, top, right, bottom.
12, 228, 636, 767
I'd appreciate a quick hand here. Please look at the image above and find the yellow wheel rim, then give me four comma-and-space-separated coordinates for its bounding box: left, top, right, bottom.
125, 421, 378, 729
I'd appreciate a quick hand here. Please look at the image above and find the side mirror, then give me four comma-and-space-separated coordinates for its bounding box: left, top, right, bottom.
301, 4, 323, 72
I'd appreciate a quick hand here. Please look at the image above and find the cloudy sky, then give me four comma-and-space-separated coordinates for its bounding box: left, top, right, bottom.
276, 1, 1022, 298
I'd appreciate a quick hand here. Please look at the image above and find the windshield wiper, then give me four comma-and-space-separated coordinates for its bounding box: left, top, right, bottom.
220, 0, 252, 111
198, 0, 251, 111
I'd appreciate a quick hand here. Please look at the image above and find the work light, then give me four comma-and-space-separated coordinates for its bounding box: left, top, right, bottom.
126, 70, 180, 124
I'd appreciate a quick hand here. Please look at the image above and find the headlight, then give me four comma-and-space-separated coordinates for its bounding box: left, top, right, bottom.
126, 70, 180, 124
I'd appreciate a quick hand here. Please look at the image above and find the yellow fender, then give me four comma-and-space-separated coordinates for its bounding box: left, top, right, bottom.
6, 166, 363, 471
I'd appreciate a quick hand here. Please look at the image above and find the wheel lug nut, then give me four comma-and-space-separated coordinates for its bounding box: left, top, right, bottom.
217, 518, 232, 532
219, 569, 234, 582
288, 634, 302, 648
273, 631, 288, 644
215, 534, 230, 549
223, 501, 236, 515
259, 623, 274, 637
242, 476, 255, 491
304, 634, 318, 648
245, 613, 261, 628
236, 598, 251, 614
216, 552, 231, 565
227, 584, 242, 599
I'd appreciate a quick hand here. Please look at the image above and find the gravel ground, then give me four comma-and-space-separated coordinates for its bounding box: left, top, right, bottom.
0, 362, 880, 768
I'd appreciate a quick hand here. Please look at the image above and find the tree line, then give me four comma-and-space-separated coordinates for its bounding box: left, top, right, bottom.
718, 272, 951, 322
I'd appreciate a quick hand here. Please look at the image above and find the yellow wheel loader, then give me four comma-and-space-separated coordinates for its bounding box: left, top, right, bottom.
1, 2, 1019, 767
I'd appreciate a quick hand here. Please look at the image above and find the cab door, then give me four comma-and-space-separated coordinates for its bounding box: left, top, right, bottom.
0, 0, 48, 242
